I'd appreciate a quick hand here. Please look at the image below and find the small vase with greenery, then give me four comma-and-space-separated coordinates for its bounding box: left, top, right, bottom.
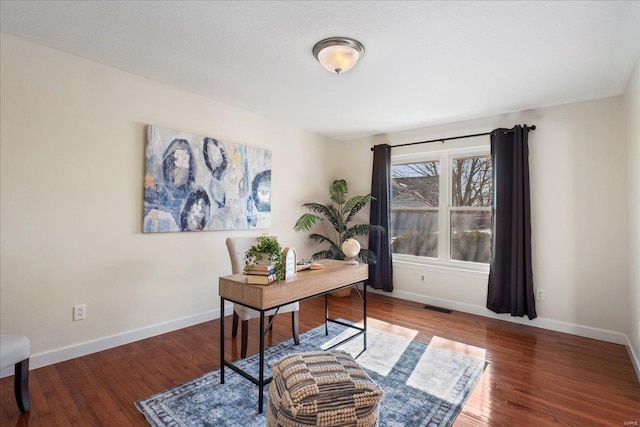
244, 236, 285, 282
293, 179, 385, 264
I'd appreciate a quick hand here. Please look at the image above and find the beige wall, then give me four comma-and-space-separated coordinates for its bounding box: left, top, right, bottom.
624, 55, 640, 374
340, 95, 631, 345
0, 33, 339, 368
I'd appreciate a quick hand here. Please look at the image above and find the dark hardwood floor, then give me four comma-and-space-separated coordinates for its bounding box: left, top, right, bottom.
1, 293, 639, 426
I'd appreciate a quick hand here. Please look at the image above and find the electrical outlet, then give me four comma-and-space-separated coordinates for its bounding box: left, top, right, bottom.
535, 289, 544, 301
73, 304, 86, 321
419, 274, 426, 284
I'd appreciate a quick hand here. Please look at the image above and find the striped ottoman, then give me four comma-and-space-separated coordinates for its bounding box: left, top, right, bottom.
267, 350, 383, 427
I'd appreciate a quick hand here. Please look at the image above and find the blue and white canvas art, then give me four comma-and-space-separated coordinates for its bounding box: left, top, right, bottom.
143, 125, 271, 232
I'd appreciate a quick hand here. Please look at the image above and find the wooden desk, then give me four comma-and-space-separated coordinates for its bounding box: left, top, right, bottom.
219, 259, 368, 413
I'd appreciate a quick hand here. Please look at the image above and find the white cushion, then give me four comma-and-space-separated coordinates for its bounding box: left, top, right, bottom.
0, 335, 30, 370
234, 302, 299, 321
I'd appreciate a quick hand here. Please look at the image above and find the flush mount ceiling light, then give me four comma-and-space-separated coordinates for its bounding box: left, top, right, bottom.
312, 37, 365, 74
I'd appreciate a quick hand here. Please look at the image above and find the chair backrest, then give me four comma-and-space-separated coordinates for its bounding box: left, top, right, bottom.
226, 236, 277, 274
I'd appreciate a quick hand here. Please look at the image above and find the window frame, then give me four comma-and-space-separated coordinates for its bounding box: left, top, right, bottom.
391, 145, 491, 273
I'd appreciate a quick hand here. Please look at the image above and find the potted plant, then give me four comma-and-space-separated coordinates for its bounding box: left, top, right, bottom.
294, 179, 385, 263
244, 236, 285, 282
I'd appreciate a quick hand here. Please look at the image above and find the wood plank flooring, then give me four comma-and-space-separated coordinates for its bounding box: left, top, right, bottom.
1, 293, 638, 426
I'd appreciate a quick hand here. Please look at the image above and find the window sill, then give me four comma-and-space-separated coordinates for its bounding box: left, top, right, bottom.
392, 255, 489, 278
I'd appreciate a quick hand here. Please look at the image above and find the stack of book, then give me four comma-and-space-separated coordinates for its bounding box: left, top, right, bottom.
245, 264, 277, 285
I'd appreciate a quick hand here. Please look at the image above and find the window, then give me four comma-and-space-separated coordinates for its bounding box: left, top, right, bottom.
391, 147, 492, 268
391, 160, 440, 258
449, 156, 492, 263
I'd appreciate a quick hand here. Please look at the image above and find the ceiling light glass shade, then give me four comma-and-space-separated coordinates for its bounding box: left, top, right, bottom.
313, 37, 365, 74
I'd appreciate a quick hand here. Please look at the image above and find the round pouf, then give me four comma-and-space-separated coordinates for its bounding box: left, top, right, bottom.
268, 350, 383, 427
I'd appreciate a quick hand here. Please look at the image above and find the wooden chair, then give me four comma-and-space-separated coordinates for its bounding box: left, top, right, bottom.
226, 237, 300, 358
0, 335, 31, 412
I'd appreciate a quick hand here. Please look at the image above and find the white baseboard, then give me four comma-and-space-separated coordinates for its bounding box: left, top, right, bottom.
371, 288, 629, 345
0, 307, 225, 378
627, 336, 640, 383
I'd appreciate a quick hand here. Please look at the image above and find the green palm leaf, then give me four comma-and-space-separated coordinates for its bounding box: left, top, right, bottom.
301, 203, 344, 233
326, 204, 346, 233
343, 194, 372, 214
345, 224, 385, 239
308, 234, 341, 259
344, 194, 375, 223
302, 202, 333, 217
312, 248, 342, 260
293, 213, 324, 232
358, 248, 378, 264
329, 179, 348, 204
308, 233, 333, 244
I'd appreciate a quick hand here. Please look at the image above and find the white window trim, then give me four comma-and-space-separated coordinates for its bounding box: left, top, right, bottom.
392, 256, 489, 277
391, 145, 491, 273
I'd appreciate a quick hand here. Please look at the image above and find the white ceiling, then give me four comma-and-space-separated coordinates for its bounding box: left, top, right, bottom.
1, 1, 639, 141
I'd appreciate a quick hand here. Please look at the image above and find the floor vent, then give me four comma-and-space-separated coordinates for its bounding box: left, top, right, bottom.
423, 304, 452, 314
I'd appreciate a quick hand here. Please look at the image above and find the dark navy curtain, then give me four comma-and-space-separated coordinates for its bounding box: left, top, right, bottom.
487, 125, 537, 319
368, 144, 393, 292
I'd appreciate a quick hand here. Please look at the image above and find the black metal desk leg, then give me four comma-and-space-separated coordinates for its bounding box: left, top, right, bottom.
220, 297, 225, 384
324, 294, 329, 335
363, 282, 367, 350
258, 311, 265, 413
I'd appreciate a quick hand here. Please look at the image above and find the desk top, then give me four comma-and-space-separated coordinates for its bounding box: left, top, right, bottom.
219, 259, 368, 310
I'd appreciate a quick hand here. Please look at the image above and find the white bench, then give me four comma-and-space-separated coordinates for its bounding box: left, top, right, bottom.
0, 335, 30, 412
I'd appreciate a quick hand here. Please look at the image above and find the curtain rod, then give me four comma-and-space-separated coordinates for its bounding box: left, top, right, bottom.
370, 125, 536, 151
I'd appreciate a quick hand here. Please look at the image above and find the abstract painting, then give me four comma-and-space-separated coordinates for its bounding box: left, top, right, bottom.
143, 125, 271, 232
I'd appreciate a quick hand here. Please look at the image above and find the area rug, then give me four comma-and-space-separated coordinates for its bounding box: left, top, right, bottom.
135, 320, 487, 427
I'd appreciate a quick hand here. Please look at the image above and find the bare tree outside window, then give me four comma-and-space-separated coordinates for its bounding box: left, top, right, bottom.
451, 156, 492, 263
452, 157, 492, 207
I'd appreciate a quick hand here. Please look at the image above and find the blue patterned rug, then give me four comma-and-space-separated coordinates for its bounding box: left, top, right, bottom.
135, 321, 486, 426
